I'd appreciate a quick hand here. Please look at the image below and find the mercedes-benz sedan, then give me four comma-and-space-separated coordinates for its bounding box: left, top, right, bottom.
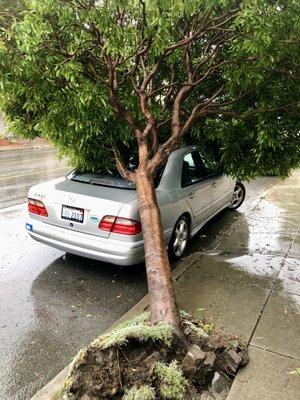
26, 145, 245, 265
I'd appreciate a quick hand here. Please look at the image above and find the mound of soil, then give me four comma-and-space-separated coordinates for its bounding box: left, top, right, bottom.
55, 313, 248, 400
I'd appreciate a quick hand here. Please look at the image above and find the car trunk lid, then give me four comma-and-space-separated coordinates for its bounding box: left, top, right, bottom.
30, 178, 138, 238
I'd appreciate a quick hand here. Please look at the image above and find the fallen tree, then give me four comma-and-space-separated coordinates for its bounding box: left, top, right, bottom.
0, 0, 299, 396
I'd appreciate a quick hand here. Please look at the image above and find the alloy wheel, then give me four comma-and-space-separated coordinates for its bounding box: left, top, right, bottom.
173, 219, 188, 257
230, 185, 244, 208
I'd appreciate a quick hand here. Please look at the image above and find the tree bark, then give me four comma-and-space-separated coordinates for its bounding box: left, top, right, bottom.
135, 168, 183, 338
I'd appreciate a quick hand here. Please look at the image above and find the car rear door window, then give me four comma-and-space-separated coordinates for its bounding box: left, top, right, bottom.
181, 151, 209, 187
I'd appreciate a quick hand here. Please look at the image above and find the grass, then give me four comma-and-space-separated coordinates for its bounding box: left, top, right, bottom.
155, 361, 188, 400
123, 385, 155, 400
92, 312, 174, 349
51, 388, 70, 400
180, 310, 214, 337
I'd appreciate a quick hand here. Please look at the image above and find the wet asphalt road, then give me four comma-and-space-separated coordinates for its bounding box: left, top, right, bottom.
0, 147, 279, 400
0, 147, 69, 209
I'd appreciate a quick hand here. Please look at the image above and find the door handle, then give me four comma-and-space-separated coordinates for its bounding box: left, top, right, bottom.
187, 192, 195, 199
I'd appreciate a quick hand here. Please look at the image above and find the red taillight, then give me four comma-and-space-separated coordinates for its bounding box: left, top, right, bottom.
28, 198, 48, 217
99, 215, 141, 235
112, 218, 142, 235
99, 215, 116, 231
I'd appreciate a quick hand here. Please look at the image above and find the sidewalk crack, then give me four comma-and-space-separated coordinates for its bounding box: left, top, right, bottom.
250, 344, 300, 361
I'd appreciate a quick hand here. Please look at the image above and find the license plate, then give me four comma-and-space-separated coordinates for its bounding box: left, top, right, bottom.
61, 205, 84, 223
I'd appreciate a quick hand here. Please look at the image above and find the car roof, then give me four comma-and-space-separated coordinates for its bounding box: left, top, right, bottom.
171, 144, 200, 157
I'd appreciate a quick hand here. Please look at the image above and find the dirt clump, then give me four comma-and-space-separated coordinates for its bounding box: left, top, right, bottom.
53, 312, 248, 400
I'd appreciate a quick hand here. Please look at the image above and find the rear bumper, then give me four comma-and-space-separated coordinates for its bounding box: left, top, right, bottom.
26, 218, 145, 266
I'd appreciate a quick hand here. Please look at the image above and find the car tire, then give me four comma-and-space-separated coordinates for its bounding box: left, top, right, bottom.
168, 215, 190, 260
228, 181, 246, 210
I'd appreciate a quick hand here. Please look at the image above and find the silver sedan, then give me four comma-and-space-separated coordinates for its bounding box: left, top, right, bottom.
26, 145, 245, 265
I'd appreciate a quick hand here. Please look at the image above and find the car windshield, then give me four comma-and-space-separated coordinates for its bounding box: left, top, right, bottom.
69, 153, 165, 189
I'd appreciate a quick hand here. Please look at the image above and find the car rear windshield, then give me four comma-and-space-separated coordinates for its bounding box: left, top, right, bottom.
70, 170, 137, 189
69, 154, 165, 189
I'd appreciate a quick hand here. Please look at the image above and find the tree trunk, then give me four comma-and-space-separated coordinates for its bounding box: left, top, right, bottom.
136, 168, 183, 338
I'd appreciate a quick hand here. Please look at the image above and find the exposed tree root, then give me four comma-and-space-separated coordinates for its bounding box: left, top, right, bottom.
52, 312, 248, 400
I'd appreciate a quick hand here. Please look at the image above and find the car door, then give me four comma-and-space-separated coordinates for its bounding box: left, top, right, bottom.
180, 151, 212, 228
210, 174, 236, 213
199, 154, 236, 215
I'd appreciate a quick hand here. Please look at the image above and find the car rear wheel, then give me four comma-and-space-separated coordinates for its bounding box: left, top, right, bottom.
169, 215, 190, 260
228, 181, 246, 210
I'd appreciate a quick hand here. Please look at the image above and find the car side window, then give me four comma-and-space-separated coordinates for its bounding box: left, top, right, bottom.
202, 156, 219, 177
181, 151, 209, 187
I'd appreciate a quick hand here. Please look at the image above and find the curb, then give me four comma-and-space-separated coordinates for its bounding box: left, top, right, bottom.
30, 252, 202, 400
0, 144, 52, 151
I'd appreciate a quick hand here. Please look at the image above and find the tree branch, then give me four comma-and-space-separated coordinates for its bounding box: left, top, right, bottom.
112, 146, 136, 182
148, 82, 178, 98
107, 67, 141, 136
181, 84, 225, 133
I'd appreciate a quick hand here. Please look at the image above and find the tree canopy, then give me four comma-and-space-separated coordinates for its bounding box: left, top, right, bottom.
0, 0, 299, 178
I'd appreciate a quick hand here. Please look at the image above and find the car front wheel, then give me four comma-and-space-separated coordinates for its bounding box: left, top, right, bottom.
169, 215, 190, 260
228, 181, 246, 210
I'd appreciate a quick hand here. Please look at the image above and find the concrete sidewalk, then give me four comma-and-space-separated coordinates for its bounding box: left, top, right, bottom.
176, 169, 300, 399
